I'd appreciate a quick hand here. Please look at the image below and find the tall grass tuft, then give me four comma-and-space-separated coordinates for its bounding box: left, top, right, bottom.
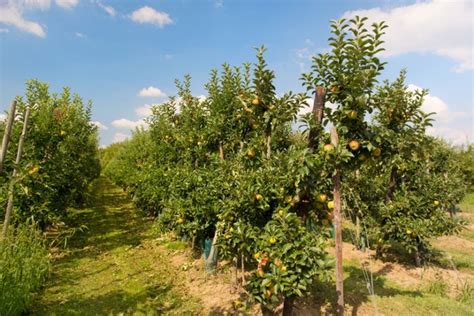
0, 222, 50, 315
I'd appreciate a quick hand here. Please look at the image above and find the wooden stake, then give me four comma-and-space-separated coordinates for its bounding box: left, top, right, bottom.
206, 142, 225, 271
308, 86, 326, 151
266, 133, 272, 159
330, 127, 344, 316
2, 107, 30, 239
0, 101, 17, 174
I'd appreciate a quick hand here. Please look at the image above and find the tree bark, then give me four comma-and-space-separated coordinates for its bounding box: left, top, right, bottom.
282, 297, 295, 316
0, 101, 17, 175
2, 107, 30, 239
385, 167, 398, 204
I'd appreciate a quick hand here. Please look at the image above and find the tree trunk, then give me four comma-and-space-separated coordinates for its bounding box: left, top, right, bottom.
331, 127, 344, 316
282, 297, 295, 316
414, 250, 422, 267
385, 167, 398, 204
0, 101, 17, 175
2, 107, 30, 239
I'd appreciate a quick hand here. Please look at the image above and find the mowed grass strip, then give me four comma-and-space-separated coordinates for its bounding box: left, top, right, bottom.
31, 177, 202, 315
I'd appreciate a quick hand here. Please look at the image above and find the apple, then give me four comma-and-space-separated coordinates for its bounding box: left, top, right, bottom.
349, 140, 360, 151
327, 201, 335, 209
347, 110, 358, 120
373, 148, 381, 157
323, 144, 335, 152
318, 194, 327, 202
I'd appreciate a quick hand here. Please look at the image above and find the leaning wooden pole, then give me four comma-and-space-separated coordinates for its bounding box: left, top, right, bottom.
330, 127, 344, 315
0, 101, 17, 174
308, 86, 326, 151
2, 107, 30, 239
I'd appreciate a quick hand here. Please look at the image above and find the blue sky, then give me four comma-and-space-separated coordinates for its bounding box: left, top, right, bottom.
0, 0, 472, 146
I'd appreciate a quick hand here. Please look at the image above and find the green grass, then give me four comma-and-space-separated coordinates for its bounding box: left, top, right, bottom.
460, 192, 474, 214
30, 181, 474, 315
30, 177, 202, 315
310, 257, 473, 315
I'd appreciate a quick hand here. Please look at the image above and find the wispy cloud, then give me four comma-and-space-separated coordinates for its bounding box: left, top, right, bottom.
75, 32, 86, 38
0, 28, 9, 33
0, 4, 46, 37
129, 6, 173, 28
55, 0, 79, 10
97, 1, 115, 17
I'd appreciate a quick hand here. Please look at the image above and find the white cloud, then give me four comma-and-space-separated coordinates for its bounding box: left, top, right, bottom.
55, 0, 79, 9
342, 0, 473, 72
138, 86, 167, 98
164, 54, 173, 60
97, 1, 115, 17
91, 121, 108, 130
426, 126, 473, 146
135, 104, 153, 117
111, 118, 147, 129
0, 113, 7, 121
408, 84, 473, 144
407, 84, 470, 124
75, 32, 86, 38
130, 6, 173, 28
0, 4, 46, 37
0, 28, 9, 33
112, 132, 130, 143
215, 0, 224, 8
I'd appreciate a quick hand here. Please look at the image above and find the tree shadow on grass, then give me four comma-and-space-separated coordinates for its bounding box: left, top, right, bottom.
295, 265, 422, 315
31, 283, 200, 315
53, 177, 154, 264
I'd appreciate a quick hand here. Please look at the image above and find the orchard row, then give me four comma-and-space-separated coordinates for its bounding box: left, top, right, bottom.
104, 18, 471, 314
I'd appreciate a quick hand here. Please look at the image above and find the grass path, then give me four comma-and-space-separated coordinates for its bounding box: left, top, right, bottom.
31, 177, 202, 315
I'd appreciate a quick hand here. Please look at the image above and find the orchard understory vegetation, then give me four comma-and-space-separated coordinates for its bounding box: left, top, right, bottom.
103, 17, 473, 313
0, 80, 100, 314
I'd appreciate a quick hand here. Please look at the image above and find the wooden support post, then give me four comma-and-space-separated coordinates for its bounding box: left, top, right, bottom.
266, 133, 272, 159
330, 127, 344, 316
2, 107, 30, 239
206, 141, 225, 271
0, 101, 17, 174
308, 86, 326, 151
